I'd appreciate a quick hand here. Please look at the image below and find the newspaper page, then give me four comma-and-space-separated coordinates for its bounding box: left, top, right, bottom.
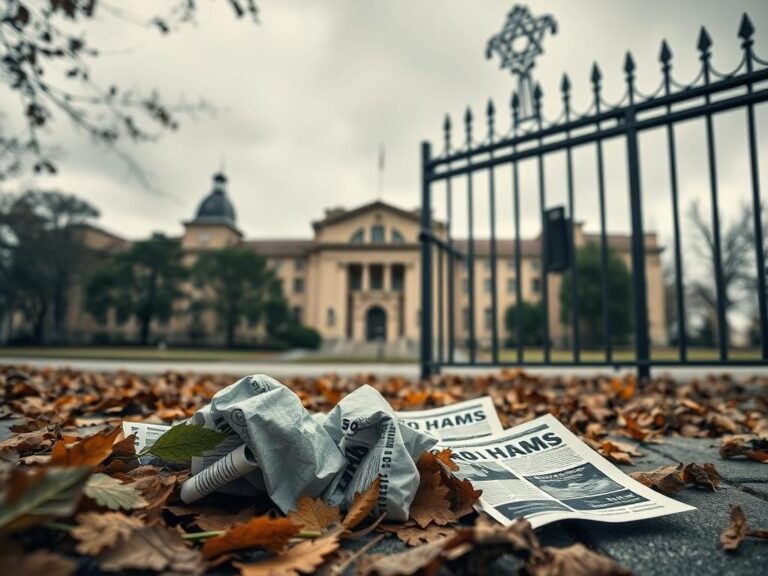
396, 396, 503, 441
122, 421, 171, 452
438, 414, 695, 529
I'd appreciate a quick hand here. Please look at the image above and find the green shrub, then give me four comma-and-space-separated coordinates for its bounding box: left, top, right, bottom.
279, 325, 322, 350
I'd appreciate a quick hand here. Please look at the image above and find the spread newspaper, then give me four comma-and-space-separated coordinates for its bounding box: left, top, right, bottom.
123, 391, 693, 528
437, 413, 694, 528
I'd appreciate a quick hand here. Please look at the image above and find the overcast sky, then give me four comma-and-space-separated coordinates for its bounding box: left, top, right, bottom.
3, 0, 767, 260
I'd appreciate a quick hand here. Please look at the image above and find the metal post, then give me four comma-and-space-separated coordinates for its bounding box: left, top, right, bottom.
420, 141, 434, 379
625, 109, 651, 380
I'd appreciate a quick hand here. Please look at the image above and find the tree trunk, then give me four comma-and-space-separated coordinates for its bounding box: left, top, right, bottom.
33, 301, 48, 344
226, 318, 236, 349
139, 315, 151, 346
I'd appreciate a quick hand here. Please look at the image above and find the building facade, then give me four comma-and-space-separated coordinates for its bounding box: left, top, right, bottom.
55, 173, 667, 349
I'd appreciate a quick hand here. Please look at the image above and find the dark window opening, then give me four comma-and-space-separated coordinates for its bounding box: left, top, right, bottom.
370, 264, 384, 290
391, 264, 405, 292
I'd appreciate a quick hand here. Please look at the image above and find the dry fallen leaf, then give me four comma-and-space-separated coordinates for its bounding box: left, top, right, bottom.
408, 471, 458, 529
630, 462, 720, 494
50, 427, 122, 468
380, 521, 457, 547
202, 515, 302, 559
525, 543, 632, 576
98, 524, 202, 573
720, 504, 768, 551
342, 477, 380, 530
358, 535, 456, 576
435, 449, 460, 472
195, 506, 257, 531
235, 534, 340, 576
719, 435, 768, 463
0, 548, 78, 576
288, 495, 341, 532
71, 512, 145, 555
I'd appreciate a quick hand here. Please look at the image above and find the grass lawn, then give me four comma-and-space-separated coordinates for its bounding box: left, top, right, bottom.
495, 347, 763, 363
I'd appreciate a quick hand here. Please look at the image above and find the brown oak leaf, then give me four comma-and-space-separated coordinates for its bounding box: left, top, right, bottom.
202, 516, 302, 559
342, 477, 380, 530
409, 471, 458, 529
630, 462, 720, 494
435, 449, 460, 472
445, 475, 482, 519
381, 521, 457, 547
719, 435, 768, 463
234, 534, 340, 576
196, 506, 257, 531
50, 426, 122, 467
288, 495, 341, 531
71, 512, 145, 555
97, 524, 202, 573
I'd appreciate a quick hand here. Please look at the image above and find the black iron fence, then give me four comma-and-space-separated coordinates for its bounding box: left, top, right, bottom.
420, 13, 768, 378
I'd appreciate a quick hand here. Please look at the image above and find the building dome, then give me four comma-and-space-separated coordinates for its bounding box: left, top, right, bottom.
194, 172, 236, 224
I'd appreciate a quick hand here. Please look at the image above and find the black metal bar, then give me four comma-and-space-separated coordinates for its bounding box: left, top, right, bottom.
429, 67, 768, 169
592, 63, 613, 363
562, 75, 580, 362
437, 246, 444, 365
699, 36, 729, 361
465, 109, 477, 363
743, 31, 768, 360
420, 141, 433, 379
425, 359, 768, 369
446, 171, 456, 365
625, 106, 651, 379
534, 85, 551, 363
511, 95, 524, 364
428, 88, 768, 181
487, 101, 500, 364
661, 42, 688, 362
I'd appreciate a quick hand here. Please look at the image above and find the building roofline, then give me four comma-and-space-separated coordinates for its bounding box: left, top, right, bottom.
312, 199, 441, 231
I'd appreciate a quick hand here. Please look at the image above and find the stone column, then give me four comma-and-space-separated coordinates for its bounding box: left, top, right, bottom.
361, 263, 369, 292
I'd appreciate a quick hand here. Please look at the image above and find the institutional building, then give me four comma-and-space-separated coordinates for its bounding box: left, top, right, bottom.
61, 172, 667, 349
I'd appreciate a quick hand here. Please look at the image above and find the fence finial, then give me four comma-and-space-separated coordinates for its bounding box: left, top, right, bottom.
697, 26, 712, 60
739, 13, 754, 47
511, 92, 520, 127
533, 82, 543, 117
486, 99, 495, 139
443, 114, 451, 152
464, 106, 473, 143
623, 52, 636, 77
660, 40, 673, 68
591, 62, 602, 89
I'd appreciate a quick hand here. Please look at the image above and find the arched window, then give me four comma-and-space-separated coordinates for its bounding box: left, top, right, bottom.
327, 308, 336, 327
349, 228, 365, 243
391, 228, 405, 243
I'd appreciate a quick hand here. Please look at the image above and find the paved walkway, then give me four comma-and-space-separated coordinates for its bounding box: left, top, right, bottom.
2, 356, 768, 380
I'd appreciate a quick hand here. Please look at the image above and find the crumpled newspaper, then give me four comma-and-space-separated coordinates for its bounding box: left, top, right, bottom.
182, 374, 436, 521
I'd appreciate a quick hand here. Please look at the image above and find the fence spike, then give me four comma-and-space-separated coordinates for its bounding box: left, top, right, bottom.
591, 62, 602, 87
697, 26, 712, 57
659, 40, 673, 66
511, 92, 520, 126
561, 73, 571, 95
464, 106, 473, 142
443, 114, 451, 149
623, 52, 636, 76
486, 99, 495, 137
738, 13, 754, 44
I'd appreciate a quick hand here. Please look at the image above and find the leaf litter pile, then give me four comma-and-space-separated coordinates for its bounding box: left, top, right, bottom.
0, 366, 766, 574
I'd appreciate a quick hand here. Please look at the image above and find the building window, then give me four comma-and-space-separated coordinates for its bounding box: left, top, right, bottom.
530, 260, 540, 271
391, 264, 404, 292
270, 259, 282, 271
462, 308, 469, 331
484, 307, 493, 331
198, 232, 210, 246
294, 258, 306, 271
532, 278, 541, 293
370, 264, 384, 290
349, 264, 362, 291
484, 278, 492, 293
293, 277, 305, 294
484, 259, 492, 271
371, 225, 385, 243
350, 228, 364, 243
392, 228, 405, 243
327, 308, 335, 327
292, 306, 303, 324
507, 258, 516, 270
462, 278, 469, 294
507, 278, 517, 294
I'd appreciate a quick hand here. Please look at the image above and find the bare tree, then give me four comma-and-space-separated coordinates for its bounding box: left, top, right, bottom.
0, 1, 258, 182
686, 200, 755, 342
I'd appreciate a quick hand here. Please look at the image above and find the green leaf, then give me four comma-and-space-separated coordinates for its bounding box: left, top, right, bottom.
143, 424, 228, 464
83, 473, 148, 511
0, 466, 92, 533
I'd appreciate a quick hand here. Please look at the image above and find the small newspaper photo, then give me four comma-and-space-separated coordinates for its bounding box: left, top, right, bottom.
437, 413, 695, 529
396, 396, 503, 441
